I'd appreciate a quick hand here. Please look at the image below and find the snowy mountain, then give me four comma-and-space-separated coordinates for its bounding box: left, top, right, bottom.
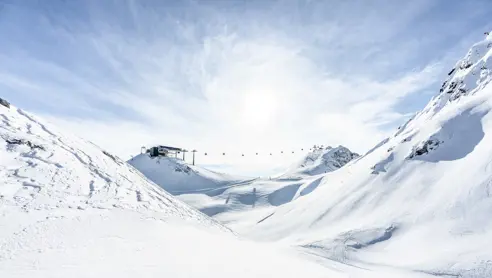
0, 104, 344, 278
128, 146, 358, 222
141, 146, 358, 233
281, 145, 359, 178
0, 106, 215, 218
128, 153, 248, 195
4, 32, 492, 278
128, 33, 492, 277
227, 33, 492, 276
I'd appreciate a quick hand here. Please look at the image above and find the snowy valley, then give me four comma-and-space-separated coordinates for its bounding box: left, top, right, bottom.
2, 32, 492, 278
0, 105, 342, 278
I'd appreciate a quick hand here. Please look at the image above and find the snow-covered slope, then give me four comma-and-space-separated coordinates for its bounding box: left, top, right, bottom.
0, 105, 216, 221
5, 32, 492, 278
231, 34, 492, 277
128, 153, 248, 195
0, 105, 345, 278
161, 146, 358, 230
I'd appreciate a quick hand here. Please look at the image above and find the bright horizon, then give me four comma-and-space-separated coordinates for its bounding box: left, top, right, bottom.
1, 0, 491, 176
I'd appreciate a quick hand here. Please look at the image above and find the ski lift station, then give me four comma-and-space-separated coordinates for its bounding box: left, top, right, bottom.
147, 145, 184, 158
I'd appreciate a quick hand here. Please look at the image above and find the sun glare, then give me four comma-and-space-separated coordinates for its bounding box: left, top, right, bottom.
241, 93, 277, 128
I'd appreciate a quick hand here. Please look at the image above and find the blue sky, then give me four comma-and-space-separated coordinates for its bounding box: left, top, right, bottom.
1, 0, 491, 176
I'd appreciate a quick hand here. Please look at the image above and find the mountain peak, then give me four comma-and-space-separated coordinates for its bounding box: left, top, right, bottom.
282, 145, 359, 177
425, 33, 492, 115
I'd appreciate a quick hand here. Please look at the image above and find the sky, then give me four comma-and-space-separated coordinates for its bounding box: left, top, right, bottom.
1, 0, 491, 176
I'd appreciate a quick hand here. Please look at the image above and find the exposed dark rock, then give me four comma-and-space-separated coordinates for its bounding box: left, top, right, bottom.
459, 62, 472, 70
175, 164, 193, 174
328, 148, 359, 168
439, 81, 448, 93
102, 150, 123, 165
401, 137, 412, 143
5, 138, 45, 150
407, 139, 441, 159
0, 98, 10, 108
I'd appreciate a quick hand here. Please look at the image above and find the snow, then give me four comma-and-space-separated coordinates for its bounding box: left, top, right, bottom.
130, 146, 359, 230
1, 210, 344, 278
237, 85, 492, 275
128, 146, 360, 233
128, 153, 249, 194
0, 106, 217, 223
224, 33, 492, 276
0, 105, 344, 278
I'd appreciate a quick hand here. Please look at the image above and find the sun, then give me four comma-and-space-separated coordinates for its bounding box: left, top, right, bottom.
240, 93, 278, 128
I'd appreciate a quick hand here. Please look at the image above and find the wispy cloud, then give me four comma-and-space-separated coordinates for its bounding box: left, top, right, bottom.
1, 0, 491, 175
